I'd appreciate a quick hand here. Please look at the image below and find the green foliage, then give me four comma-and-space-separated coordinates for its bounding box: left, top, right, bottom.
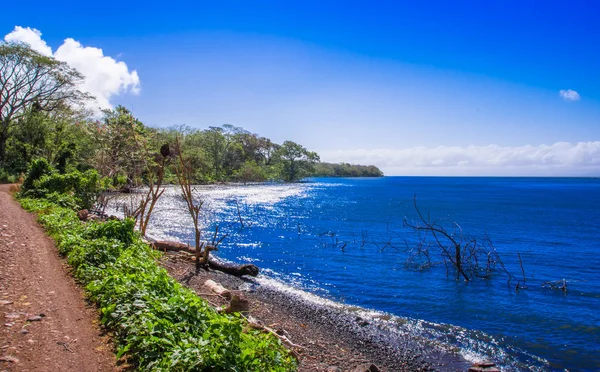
274, 141, 320, 182
83, 218, 136, 247
0, 168, 18, 183
21, 158, 54, 192
0, 42, 89, 167
233, 161, 268, 183
312, 162, 384, 177
21, 164, 106, 210
19, 196, 297, 371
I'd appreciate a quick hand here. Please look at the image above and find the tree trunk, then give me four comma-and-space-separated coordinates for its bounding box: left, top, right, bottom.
0, 124, 9, 166
152, 240, 259, 277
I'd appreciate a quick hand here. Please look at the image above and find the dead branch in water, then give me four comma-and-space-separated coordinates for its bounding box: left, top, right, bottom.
403, 195, 514, 282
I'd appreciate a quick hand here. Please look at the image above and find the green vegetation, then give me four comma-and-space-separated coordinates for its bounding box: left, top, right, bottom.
18, 192, 297, 371
313, 162, 384, 178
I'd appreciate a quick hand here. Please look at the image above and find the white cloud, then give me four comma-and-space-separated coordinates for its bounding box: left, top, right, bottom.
4, 26, 140, 111
4, 26, 53, 56
320, 142, 600, 176
559, 89, 580, 101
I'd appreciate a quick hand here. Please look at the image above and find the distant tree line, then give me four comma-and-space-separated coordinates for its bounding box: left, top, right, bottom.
0, 42, 381, 185
312, 162, 383, 178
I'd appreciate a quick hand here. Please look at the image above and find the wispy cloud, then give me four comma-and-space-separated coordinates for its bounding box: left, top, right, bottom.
320, 142, 600, 176
559, 89, 580, 101
4, 26, 140, 111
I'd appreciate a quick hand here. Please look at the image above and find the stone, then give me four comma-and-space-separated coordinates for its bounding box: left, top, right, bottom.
353, 363, 381, 372
0, 300, 13, 306
327, 367, 343, 372
77, 209, 89, 221
224, 294, 249, 314
473, 361, 496, 368
0, 355, 19, 363
27, 315, 43, 322
468, 361, 500, 372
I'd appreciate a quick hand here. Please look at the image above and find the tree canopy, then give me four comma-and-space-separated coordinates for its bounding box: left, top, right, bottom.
0, 42, 90, 165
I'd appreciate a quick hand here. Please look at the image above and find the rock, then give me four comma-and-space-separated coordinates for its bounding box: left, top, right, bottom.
27, 315, 43, 322
0, 300, 13, 305
77, 209, 89, 221
327, 367, 343, 372
204, 280, 231, 299
473, 361, 496, 368
224, 294, 249, 314
353, 363, 380, 372
468, 362, 500, 372
355, 316, 369, 327
0, 355, 19, 363
20, 328, 29, 334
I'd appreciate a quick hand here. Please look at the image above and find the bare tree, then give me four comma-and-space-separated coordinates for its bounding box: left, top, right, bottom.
0, 42, 91, 164
173, 137, 210, 270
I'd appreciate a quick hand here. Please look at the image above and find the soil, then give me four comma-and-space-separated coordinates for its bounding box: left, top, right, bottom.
0, 184, 116, 372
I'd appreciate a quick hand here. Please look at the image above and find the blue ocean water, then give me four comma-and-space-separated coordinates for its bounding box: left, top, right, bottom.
134, 177, 600, 371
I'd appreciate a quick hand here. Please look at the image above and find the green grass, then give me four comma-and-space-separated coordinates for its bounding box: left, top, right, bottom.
19, 197, 297, 371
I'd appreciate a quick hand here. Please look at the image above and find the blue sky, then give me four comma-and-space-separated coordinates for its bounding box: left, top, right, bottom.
2, 1, 600, 175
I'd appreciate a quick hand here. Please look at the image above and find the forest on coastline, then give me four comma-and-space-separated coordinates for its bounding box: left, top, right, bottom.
0, 43, 382, 186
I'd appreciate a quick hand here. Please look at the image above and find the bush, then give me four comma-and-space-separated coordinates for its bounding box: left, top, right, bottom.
21, 166, 105, 210
21, 158, 54, 192
20, 197, 297, 371
0, 169, 18, 183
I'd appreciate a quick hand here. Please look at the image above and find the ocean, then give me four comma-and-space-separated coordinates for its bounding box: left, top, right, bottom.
114, 177, 600, 371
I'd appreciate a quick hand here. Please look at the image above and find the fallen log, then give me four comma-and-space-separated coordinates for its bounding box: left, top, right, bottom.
152, 240, 259, 277
207, 255, 259, 277
153, 240, 195, 254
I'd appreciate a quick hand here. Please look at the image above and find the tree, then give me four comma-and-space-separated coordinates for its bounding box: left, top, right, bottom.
201, 124, 245, 181
0, 42, 89, 165
89, 106, 151, 184
275, 141, 320, 182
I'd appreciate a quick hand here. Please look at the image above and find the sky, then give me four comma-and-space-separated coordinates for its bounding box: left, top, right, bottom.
2, 1, 600, 176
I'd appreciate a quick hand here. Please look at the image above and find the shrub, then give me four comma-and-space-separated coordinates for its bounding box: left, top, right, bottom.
21, 158, 54, 192
22, 167, 105, 210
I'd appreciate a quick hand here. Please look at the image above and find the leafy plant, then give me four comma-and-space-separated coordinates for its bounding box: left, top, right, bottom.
21, 166, 105, 210
21, 157, 54, 192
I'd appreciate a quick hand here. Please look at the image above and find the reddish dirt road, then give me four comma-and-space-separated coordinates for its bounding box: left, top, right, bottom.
0, 184, 116, 371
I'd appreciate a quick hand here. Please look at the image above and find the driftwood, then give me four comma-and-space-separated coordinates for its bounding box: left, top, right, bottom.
152, 240, 259, 277
208, 255, 259, 277
244, 315, 303, 360
204, 279, 231, 299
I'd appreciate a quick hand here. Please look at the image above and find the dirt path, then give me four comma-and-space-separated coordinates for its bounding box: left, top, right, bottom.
0, 185, 116, 371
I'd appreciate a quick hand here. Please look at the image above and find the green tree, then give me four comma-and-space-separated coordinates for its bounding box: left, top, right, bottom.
89, 106, 152, 184
201, 124, 245, 181
275, 141, 320, 182
0, 42, 89, 165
